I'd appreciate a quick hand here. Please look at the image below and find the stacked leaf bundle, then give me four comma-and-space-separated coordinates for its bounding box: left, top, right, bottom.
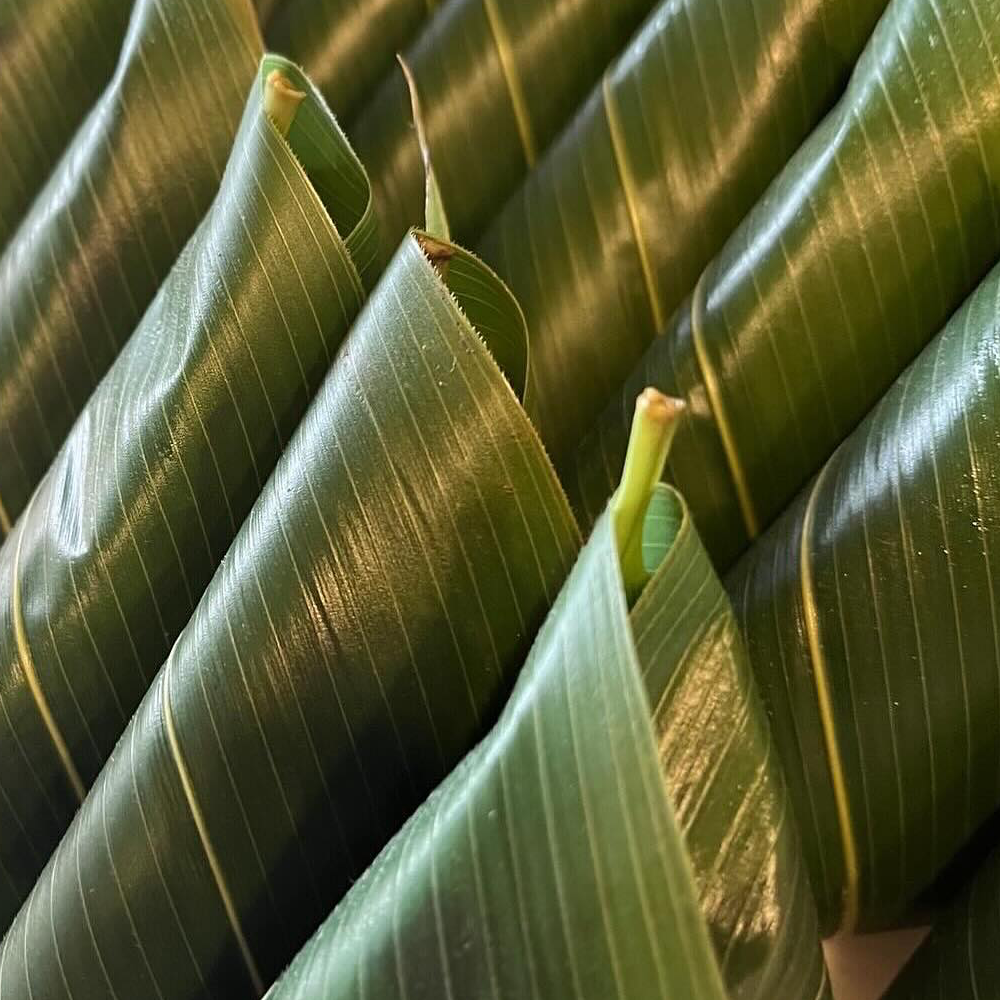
3, 0, 1000, 995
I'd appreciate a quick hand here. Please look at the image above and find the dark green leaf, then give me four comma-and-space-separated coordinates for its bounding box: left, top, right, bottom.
0, 233, 580, 996
0, 0, 263, 532
0, 54, 374, 928
478, 0, 889, 496
348, 0, 659, 259
728, 254, 1000, 931
264, 0, 436, 124
263, 492, 829, 1000
883, 843, 1000, 998
570, 0, 1000, 567
0, 0, 133, 255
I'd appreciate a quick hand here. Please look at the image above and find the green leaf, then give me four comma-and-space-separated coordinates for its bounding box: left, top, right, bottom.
0, 0, 133, 256
0, 0, 263, 534
0, 232, 581, 995
264, 0, 436, 124
477, 0, 891, 501
728, 252, 1000, 932
263, 491, 829, 1000
0, 54, 374, 929
348, 0, 659, 260
882, 844, 1000, 998
569, 0, 1000, 567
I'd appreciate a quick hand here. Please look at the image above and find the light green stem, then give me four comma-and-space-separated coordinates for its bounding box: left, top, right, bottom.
264, 69, 306, 137
611, 388, 684, 601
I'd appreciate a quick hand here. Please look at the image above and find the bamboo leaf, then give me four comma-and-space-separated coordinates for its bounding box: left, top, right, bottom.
348, 0, 659, 259
262, 488, 829, 999
0, 54, 374, 928
569, 0, 1000, 567
0, 0, 133, 256
476, 0, 891, 499
728, 253, 1000, 931
0, 232, 581, 995
264, 0, 436, 124
0, 0, 263, 533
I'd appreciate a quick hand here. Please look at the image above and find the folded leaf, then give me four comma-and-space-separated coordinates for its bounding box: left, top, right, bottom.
571, 0, 1000, 567
0, 233, 580, 996
0, 0, 132, 255
728, 254, 1000, 931
478, 0, 889, 483
0, 0, 263, 533
348, 0, 658, 259
263, 495, 829, 1000
265, 0, 435, 124
0, 54, 375, 930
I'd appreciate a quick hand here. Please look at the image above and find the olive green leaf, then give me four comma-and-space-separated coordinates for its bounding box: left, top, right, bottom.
0, 0, 263, 534
0, 232, 580, 997
0, 0, 132, 256
262, 472, 829, 998
478, 0, 890, 492
265, 0, 436, 124
728, 253, 1000, 932
0, 54, 375, 929
348, 0, 659, 261
570, 0, 1000, 568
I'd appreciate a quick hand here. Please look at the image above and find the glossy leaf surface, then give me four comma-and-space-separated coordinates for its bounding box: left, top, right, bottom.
729, 256, 1000, 931
0, 0, 132, 255
265, 0, 435, 124
264, 496, 829, 1000
0, 0, 263, 532
478, 0, 889, 482
0, 55, 375, 929
571, 0, 1000, 567
0, 233, 580, 996
349, 0, 658, 260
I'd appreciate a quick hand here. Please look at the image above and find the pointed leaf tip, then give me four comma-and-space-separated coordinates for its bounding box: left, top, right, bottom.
398, 53, 449, 241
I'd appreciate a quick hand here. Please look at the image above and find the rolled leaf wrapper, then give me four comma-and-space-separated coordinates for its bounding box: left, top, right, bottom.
730, 256, 1000, 929
265, 0, 434, 125
0, 55, 376, 926
262, 493, 830, 1000
571, 0, 1000, 567
349, 0, 658, 259
0, 233, 580, 995
0, 0, 133, 255
0, 0, 263, 531
479, 0, 890, 482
